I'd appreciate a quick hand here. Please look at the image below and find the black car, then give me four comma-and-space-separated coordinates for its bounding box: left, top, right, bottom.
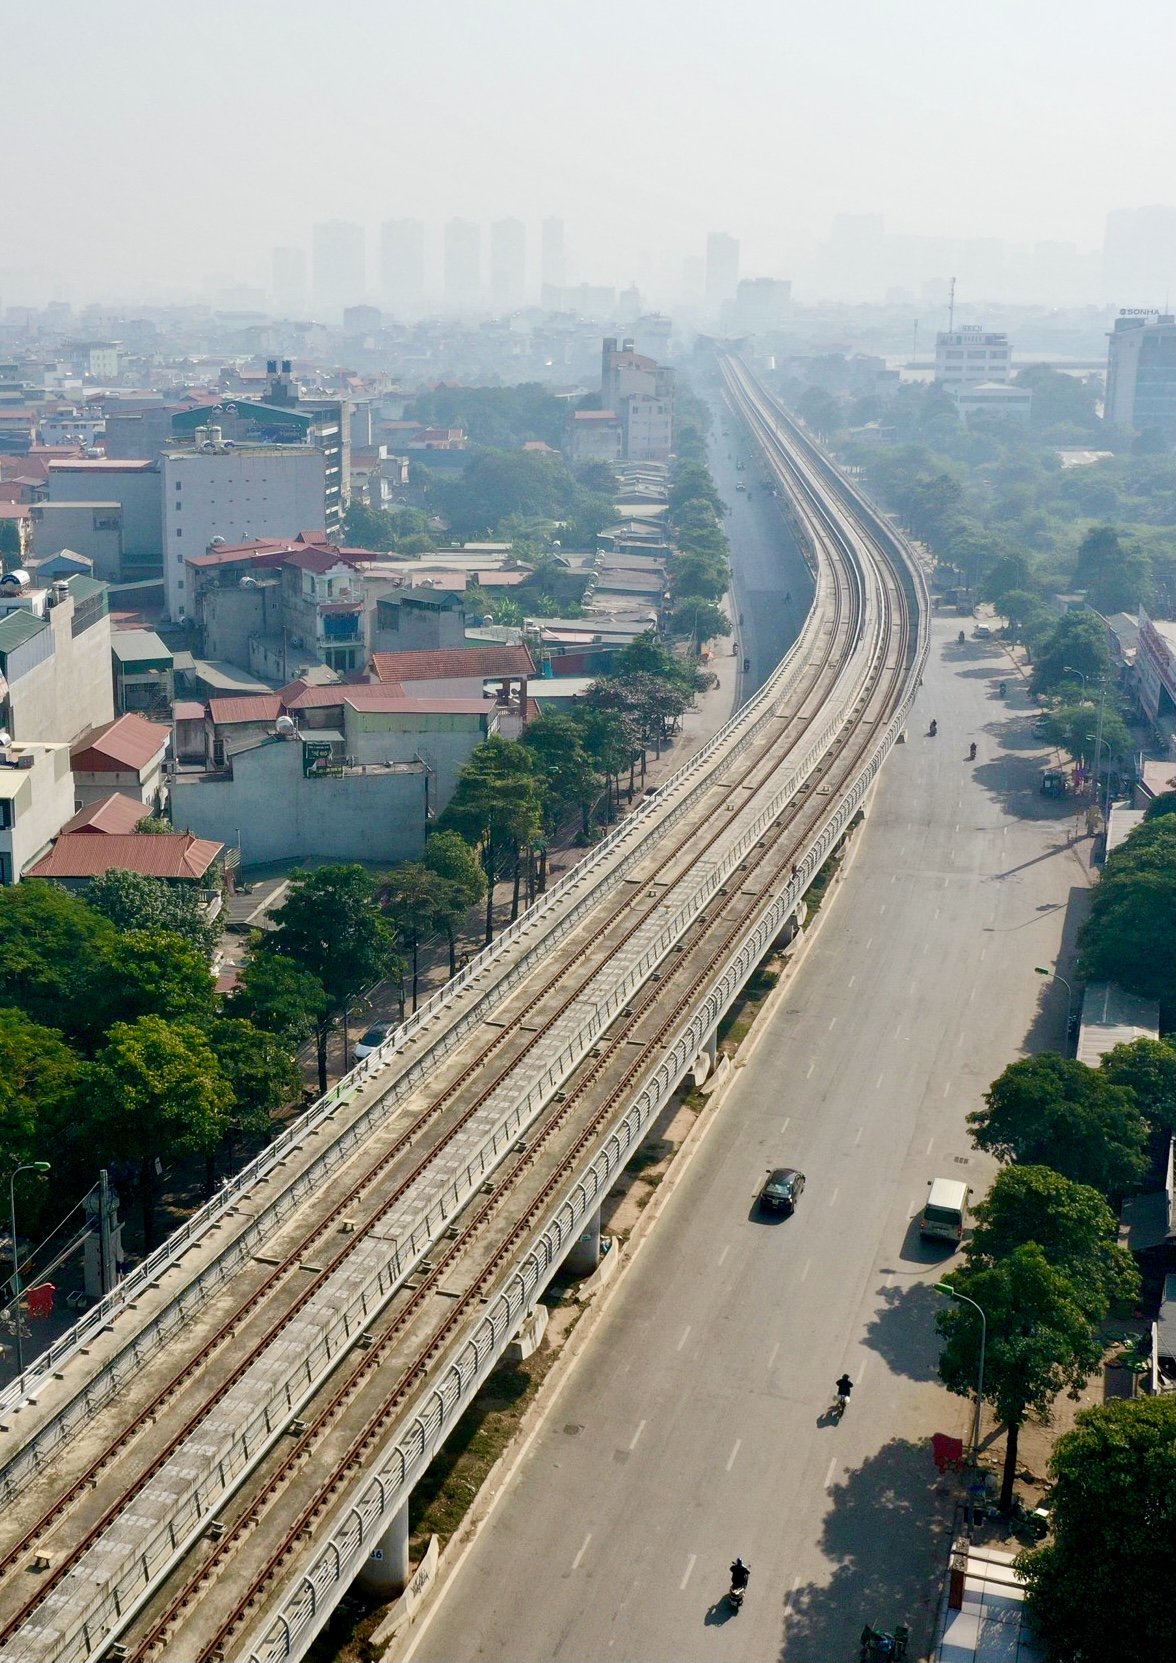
759, 1167, 805, 1214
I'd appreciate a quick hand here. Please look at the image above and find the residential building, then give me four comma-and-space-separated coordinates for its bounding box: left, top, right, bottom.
380, 220, 426, 317
69, 713, 170, 810
601, 338, 675, 460
44, 458, 162, 565
490, 218, 527, 309
271, 246, 308, 314
39, 412, 105, 448
25, 830, 222, 891
734, 278, 792, 333
621, 393, 673, 462
705, 233, 740, 309
0, 573, 113, 745
111, 630, 174, 716
0, 741, 75, 884
160, 441, 328, 620
1133, 610, 1176, 745
368, 642, 533, 700
27, 500, 123, 580
343, 305, 382, 337
566, 409, 623, 465
948, 382, 1032, 425
444, 219, 482, 311
60, 792, 153, 835
934, 326, 1012, 387
171, 725, 429, 867
1104, 312, 1176, 444
371, 587, 468, 654
541, 217, 566, 294
312, 220, 366, 317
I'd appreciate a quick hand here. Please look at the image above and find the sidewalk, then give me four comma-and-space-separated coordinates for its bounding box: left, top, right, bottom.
934, 1542, 1042, 1662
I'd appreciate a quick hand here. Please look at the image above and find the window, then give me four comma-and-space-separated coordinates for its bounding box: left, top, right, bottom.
175, 527, 182, 536
176, 553, 183, 565
0, 800, 12, 830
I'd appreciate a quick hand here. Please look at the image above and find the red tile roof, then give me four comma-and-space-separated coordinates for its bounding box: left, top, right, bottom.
369, 645, 534, 683
27, 831, 222, 881
70, 714, 170, 774
172, 700, 207, 721
61, 793, 152, 836
207, 695, 283, 725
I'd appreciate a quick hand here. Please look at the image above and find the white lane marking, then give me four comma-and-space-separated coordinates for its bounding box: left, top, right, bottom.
909, 1197, 920, 1217
927, 1137, 935, 1154
768, 1341, 781, 1369
875, 1073, 883, 1089
829, 1188, 840, 1207
865, 936, 873, 950
943, 1081, 951, 1097
922, 941, 930, 955
890, 873, 896, 884
879, 903, 887, 914
806, 1061, 815, 1077
572, 1532, 592, 1570
828, 1016, 838, 1031
857, 1356, 868, 1382
780, 1116, 791, 1135
680, 1553, 697, 1591
979, 947, 986, 961
717, 1244, 730, 1266
677, 1325, 692, 1351
847, 974, 856, 988
824, 1457, 838, 1488
855, 1125, 864, 1145
726, 1438, 742, 1471
629, 1420, 646, 1451
957, 1031, 965, 1046
968, 986, 976, 1003
801, 1257, 811, 1281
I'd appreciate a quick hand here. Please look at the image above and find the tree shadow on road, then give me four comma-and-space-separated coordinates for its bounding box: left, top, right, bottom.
777, 1438, 954, 1662
861, 1279, 945, 1383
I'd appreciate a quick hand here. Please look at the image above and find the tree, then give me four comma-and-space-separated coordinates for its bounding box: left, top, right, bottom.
1145, 789, 1176, 820
437, 738, 545, 943
1030, 610, 1112, 699
968, 1054, 1149, 1201
575, 705, 641, 813
966, 1165, 1138, 1317
84, 869, 218, 957
261, 866, 399, 1091
421, 830, 487, 975
1099, 1037, 1176, 1138
669, 462, 723, 518
1017, 1396, 1176, 1663
611, 632, 702, 695
104, 929, 219, 1029
1071, 524, 1152, 616
1014, 365, 1100, 433
669, 597, 732, 647
797, 386, 844, 439
0, 1008, 86, 1180
1040, 700, 1131, 768
225, 953, 328, 1046
522, 715, 603, 837
0, 883, 117, 1040
87, 1017, 232, 1248
1079, 818, 1175, 1017
206, 1016, 302, 1177
937, 1245, 1104, 1511
380, 863, 450, 1012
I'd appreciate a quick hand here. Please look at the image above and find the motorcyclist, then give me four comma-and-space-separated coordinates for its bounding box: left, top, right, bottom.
929, 718, 938, 736
730, 1557, 751, 1591
998, 680, 1007, 697
968, 742, 977, 760
958, 630, 965, 643
836, 1373, 854, 1405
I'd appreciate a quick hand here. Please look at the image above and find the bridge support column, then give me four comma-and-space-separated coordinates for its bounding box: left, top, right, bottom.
688, 1028, 717, 1089
565, 1207, 601, 1277
356, 1499, 410, 1597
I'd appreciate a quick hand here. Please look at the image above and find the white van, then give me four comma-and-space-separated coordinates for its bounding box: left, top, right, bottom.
920, 1178, 971, 1245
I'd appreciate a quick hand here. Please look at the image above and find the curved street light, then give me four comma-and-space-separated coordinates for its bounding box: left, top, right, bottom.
935, 1281, 987, 1455
1035, 965, 1074, 1043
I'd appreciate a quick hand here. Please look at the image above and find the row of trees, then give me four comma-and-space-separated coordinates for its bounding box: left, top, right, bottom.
934, 1032, 1175, 1648
665, 458, 733, 647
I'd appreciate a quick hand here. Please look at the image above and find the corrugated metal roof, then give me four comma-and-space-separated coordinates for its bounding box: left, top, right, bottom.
61, 793, 152, 835
369, 645, 534, 683
71, 714, 170, 773
26, 831, 222, 880
0, 611, 47, 653
207, 696, 283, 725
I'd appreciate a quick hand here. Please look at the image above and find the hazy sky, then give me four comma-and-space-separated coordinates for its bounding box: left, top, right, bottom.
4, 0, 1173, 300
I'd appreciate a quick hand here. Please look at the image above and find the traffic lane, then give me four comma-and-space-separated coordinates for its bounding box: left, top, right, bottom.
413, 615, 1084, 1662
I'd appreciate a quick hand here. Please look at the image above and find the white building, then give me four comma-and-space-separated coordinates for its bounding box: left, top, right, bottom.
160, 438, 328, 620
934, 326, 1012, 387
949, 382, 1032, 425
622, 393, 673, 463
0, 575, 114, 746
0, 741, 75, 885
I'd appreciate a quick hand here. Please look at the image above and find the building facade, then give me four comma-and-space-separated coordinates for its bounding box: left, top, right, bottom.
1105, 312, 1176, 444
0, 741, 75, 884
380, 220, 426, 317
0, 576, 113, 746
934, 326, 1012, 386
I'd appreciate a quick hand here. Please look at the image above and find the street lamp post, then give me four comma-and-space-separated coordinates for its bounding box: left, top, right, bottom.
935, 1282, 987, 1456
1035, 965, 1074, 1044
7, 1161, 51, 1375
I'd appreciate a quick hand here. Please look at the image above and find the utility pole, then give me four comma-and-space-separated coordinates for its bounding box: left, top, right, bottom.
99, 1169, 116, 1295
912, 319, 919, 366
947, 276, 956, 332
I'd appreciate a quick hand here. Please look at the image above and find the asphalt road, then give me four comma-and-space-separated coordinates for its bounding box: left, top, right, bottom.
708, 406, 815, 702
410, 623, 1092, 1663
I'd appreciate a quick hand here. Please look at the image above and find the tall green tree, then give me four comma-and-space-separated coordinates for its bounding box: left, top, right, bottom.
438, 738, 545, 943
0, 883, 116, 1039
0, 1009, 87, 1183
206, 1016, 303, 1177
937, 1245, 1104, 1511
1017, 1396, 1176, 1663
1030, 610, 1112, 699
87, 1017, 232, 1248
224, 953, 328, 1046
380, 863, 449, 1011
1079, 818, 1175, 1017
522, 715, 603, 837
109, 929, 220, 1029
261, 866, 399, 1091
421, 830, 487, 974
84, 869, 217, 957
1099, 1037, 1176, 1138
1040, 701, 1131, 768
965, 1165, 1138, 1317
969, 1054, 1149, 1201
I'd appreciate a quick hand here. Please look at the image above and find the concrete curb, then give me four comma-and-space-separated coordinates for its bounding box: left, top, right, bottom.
393, 806, 871, 1662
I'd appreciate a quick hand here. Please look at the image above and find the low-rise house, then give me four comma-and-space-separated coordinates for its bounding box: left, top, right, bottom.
0, 572, 113, 746
70, 712, 170, 810
111, 630, 174, 716
25, 830, 223, 898
60, 792, 153, 835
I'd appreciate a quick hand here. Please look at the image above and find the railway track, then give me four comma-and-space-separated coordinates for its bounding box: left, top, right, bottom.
0, 356, 926, 1663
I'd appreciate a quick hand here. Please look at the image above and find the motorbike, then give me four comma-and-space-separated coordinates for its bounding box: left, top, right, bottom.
958, 630, 966, 644
728, 1562, 750, 1611
998, 681, 1007, 697
929, 719, 938, 737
